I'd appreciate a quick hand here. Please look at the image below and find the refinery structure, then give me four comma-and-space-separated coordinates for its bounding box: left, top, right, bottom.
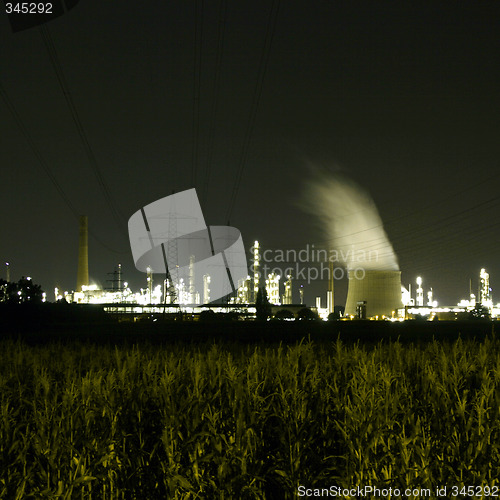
56, 218, 322, 316
62, 226, 306, 317
43, 216, 500, 322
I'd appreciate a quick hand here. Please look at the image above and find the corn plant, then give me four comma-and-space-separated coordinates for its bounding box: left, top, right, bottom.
0, 335, 499, 498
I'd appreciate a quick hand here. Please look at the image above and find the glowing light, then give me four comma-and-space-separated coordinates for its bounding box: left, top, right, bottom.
253, 241, 260, 303
480, 268, 492, 310
265, 272, 281, 305
416, 276, 424, 306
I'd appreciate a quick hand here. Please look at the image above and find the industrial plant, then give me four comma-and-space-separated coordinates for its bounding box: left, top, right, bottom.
23, 215, 493, 322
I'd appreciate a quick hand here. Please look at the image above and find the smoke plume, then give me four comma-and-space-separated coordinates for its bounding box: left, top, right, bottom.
300, 170, 399, 271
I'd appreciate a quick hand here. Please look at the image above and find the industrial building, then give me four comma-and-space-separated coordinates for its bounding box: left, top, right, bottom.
59, 217, 500, 321
66, 223, 307, 318
344, 270, 403, 319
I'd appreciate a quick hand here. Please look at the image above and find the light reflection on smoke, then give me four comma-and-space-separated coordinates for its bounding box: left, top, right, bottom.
300, 169, 399, 271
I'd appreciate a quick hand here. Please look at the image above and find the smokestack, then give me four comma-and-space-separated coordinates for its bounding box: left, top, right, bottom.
345, 270, 403, 318
76, 215, 89, 292
327, 260, 334, 314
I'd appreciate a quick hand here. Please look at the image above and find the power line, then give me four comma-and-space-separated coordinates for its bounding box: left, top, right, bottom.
226, 0, 280, 222
349, 194, 500, 254
0, 80, 78, 217
39, 25, 128, 238
310, 185, 500, 253
202, 0, 227, 205
0, 80, 126, 254
191, 0, 204, 187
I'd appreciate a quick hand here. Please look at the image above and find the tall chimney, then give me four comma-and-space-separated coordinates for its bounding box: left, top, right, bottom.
76, 215, 89, 292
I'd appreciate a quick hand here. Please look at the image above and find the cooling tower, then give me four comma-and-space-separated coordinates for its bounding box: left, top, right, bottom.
344, 270, 403, 318
76, 215, 89, 292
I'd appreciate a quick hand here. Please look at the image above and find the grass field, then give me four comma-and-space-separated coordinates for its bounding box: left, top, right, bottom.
1, 335, 500, 499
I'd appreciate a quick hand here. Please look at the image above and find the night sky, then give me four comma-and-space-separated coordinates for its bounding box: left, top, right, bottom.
2, 1, 500, 306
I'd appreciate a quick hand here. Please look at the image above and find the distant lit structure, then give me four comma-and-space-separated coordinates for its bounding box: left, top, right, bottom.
282, 274, 292, 305
401, 285, 412, 306
177, 278, 187, 304
344, 270, 403, 319
203, 274, 211, 304
327, 260, 334, 314
146, 266, 153, 303
76, 216, 89, 292
480, 268, 492, 309
70, 281, 166, 306
58, 213, 500, 321
457, 268, 495, 316
427, 288, 433, 307
106, 264, 124, 301
253, 241, 260, 303
416, 277, 424, 306
188, 255, 195, 304
235, 275, 252, 304
313, 293, 332, 320
266, 272, 281, 305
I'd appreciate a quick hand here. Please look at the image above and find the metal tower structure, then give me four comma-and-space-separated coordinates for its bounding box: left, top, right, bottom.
327, 260, 334, 313
480, 268, 491, 307
283, 273, 292, 305
265, 272, 281, 305
147, 266, 153, 304
416, 276, 424, 306
253, 241, 260, 303
188, 254, 195, 304
162, 192, 178, 304
106, 264, 123, 292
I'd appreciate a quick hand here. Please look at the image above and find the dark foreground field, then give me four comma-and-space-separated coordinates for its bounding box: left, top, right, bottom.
1, 322, 500, 499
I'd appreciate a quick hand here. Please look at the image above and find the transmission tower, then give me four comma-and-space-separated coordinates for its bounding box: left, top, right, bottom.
162, 192, 178, 304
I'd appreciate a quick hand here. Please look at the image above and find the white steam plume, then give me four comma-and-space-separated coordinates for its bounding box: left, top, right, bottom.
300, 170, 399, 271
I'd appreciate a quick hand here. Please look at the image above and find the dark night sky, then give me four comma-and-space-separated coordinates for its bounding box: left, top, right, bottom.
2, 1, 500, 306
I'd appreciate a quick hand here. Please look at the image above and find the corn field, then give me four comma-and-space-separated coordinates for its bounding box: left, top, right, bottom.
1, 336, 500, 499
